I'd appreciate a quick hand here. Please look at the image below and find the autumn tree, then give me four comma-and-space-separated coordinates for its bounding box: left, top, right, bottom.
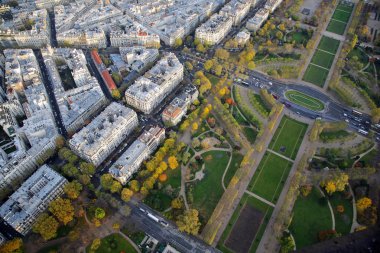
176, 209, 201, 235
356, 197, 372, 213
121, 188, 133, 202
111, 89, 121, 100
196, 43, 205, 53
320, 171, 349, 195
171, 197, 183, 209
129, 180, 140, 192
55, 136, 65, 149
168, 156, 179, 169
191, 122, 199, 132
90, 238, 101, 252
174, 38, 183, 48
32, 213, 59, 240
0, 238, 23, 253
64, 180, 83, 200
204, 60, 214, 71
215, 48, 230, 60
49, 198, 75, 225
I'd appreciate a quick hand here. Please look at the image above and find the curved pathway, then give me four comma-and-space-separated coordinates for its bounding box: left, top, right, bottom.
349, 185, 360, 233
318, 186, 335, 230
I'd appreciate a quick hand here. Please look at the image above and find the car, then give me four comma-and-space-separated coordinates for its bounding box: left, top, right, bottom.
343, 113, 348, 117
159, 220, 169, 227
345, 119, 349, 123
139, 208, 146, 213
316, 117, 322, 120
296, 111, 300, 115
268, 82, 273, 86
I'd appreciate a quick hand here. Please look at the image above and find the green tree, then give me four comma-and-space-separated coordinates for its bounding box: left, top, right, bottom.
110, 181, 122, 193
49, 198, 75, 225
100, 173, 114, 190
32, 213, 59, 241
80, 162, 96, 175
185, 61, 193, 71
95, 207, 106, 219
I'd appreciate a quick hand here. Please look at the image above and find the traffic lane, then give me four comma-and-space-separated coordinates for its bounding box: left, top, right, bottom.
130, 201, 220, 252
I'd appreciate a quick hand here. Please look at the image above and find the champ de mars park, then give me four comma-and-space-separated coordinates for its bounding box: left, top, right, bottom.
0, 0, 379, 253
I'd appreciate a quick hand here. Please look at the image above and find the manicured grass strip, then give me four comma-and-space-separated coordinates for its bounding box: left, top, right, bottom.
318, 36, 340, 54
328, 192, 353, 235
243, 127, 258, 145
223, 152, 244, 188
337, 3, 354, 12
327, 19, 347, 35
289, 187, 333, 249
303, 64, 329, 87
247, 152, 292, 203
232, 107, 249, 125
86, 233, 137, 253
311, 50, 335, 69
218, 194, 274, 253
285, 90, 325, 111
269, 116, 308, 160
332, 9, 351, 23
190, 151, 230, 222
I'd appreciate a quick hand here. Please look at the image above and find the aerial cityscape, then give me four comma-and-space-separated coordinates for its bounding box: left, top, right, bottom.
0, 0, 379, 252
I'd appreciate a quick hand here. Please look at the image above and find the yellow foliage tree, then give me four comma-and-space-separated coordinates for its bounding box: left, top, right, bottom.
192, 122, 199, 132
121, 188, 134, 202
356, 197, 372, 213
168, 156, 179, 170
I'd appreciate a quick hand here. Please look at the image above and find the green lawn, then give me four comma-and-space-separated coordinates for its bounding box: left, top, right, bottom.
332, 9, 351, 23
319, 129, 353, 142
287, 29, 312, 46
285, 90, 325, 111
223, 152, 244, 188
311, 50, 335, 69
337, 3, 354, 12
269, 116, 308, 160
86, 233, 137, 253
348, 48, 369, 65
303, 64, 330, 87
318, 36, 340, 54
232, 107, 249, 125
247, 152, 292, 203
243, 127, 258, 144
206, 73, 220, 86
191, 150, 230, 222
164, 166, 181, 189
289, 187, 333, 249
218, 194, 274, 253
327, 19, 347, 35
328, 192, 353, 235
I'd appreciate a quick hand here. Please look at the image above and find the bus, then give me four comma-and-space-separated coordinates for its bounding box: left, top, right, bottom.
352, 109, 363, 116
358, 129, 368, 135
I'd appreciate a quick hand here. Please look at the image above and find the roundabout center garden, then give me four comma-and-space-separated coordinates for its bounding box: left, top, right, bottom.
285, 90, 325, 112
